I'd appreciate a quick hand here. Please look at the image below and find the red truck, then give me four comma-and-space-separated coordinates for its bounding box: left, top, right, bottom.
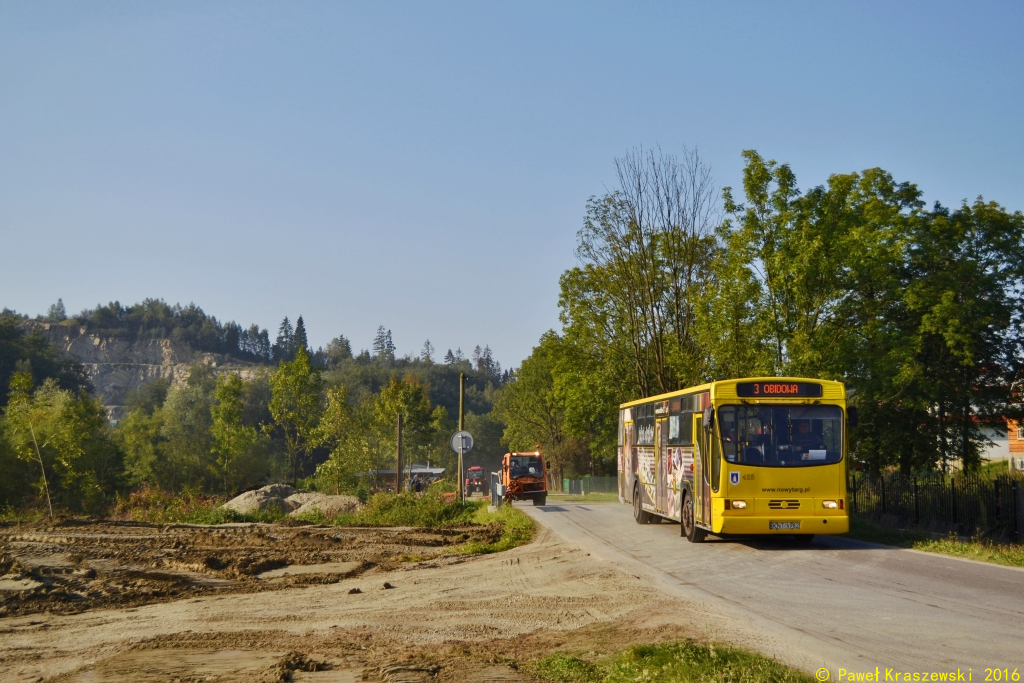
464, 466, 487, 496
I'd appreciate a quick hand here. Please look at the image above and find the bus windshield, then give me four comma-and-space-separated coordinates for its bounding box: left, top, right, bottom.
718, 405, 842, 467
509, 456, 544, 478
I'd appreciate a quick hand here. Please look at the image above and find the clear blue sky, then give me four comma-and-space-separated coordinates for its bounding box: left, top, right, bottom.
2, 1, 1022, 367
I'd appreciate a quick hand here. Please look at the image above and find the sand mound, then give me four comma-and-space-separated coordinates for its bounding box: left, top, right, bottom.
222, 484, 300, 515
285, 492, 328, 507
289, 495, 361, 519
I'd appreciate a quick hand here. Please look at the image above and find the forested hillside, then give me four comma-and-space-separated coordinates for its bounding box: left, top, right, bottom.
0, 304, 509, 513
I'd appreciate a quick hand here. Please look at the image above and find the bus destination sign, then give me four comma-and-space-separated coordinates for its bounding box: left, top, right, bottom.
736, 382, 823, 398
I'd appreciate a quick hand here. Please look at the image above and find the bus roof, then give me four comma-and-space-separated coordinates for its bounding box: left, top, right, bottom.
618, 376, 846, 409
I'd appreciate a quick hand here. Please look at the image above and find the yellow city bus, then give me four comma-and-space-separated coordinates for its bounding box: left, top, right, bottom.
617, 377, 851, 542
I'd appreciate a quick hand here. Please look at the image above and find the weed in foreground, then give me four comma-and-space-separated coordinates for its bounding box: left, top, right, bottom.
530, 654, 602, 682
531, 642, 812, 683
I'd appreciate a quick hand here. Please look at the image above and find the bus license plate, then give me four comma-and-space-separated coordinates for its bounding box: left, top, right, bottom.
770, 521, 801, 530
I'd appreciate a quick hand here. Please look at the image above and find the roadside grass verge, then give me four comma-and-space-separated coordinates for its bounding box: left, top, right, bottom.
529, 641, 812, 683
548, 492, 620, 504
848, 517, 1024, 568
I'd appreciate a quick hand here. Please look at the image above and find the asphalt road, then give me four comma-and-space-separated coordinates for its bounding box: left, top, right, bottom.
520, 499, 1024, 676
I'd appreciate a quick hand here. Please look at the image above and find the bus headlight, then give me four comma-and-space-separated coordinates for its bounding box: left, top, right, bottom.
822, 500, 838, 509
731, 500, 747, 509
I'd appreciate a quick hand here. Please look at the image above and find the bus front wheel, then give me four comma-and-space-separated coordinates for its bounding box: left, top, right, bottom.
681, 492, 706, 543
633, 483, 653, 524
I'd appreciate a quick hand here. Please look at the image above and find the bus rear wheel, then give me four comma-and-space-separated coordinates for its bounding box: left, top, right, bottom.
681, 492, 706, 543
532, 494, 547, 506
633, 482, 653, 524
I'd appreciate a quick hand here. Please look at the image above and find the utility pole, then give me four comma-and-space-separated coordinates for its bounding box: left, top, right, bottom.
459, 373, 465, 502
396, 412, 403, 494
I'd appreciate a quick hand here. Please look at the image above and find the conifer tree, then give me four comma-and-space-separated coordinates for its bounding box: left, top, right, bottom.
274, 317, 294, 362
420, 340, 435, 363
372, 326, 396, 363
294, 316, 308, 351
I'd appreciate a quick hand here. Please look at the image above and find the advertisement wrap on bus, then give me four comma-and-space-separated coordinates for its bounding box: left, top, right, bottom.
617, 377, 853, 542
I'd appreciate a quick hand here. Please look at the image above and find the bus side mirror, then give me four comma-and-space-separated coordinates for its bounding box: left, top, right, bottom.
848, 406, 859, 428
702, 407, 714, 429
546, 461, 551, 470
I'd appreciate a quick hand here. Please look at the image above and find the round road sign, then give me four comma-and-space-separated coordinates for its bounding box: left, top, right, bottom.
450, 430, 474, 455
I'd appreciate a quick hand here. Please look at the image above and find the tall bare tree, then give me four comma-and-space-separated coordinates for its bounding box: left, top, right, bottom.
572, 146, 719, 396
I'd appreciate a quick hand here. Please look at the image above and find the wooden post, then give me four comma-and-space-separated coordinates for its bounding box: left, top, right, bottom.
397, 412, 403, 493
459, 373, 465, 503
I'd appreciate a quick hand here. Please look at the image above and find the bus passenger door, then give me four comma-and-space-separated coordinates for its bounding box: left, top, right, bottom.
701, 419, 712, 524
692, 413, 704, 524
656, 419, 667, 513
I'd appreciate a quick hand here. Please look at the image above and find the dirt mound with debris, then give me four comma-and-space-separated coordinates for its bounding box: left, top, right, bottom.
0, 520, 497, 618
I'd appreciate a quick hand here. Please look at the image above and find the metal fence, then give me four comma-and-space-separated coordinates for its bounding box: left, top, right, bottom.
848, 471, 1024, 540
562, 476, 617, 495
490, 472, 503, 507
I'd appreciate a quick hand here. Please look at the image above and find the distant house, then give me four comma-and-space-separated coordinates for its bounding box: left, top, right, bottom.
1008, 419, 1024, 473
980, 419, 1024, 472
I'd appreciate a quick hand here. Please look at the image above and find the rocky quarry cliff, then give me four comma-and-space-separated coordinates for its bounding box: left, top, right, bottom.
24, 322, 261, 421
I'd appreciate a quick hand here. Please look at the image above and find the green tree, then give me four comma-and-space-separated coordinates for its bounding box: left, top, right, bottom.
268, 346, 324, 482
4, 373, 121, 515
159, 365, 217, 490
897, 200, 1024, 471
211, 373, 263, 494
495, 333, 590, 480
312, 385, 370, 494
371, 376, 436, 473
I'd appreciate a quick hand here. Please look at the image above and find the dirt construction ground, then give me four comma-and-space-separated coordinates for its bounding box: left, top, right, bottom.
0, 517, 709, 683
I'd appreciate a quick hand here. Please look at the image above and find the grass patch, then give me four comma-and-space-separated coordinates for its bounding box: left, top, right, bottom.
0, 506, 52, 524
529, 641, 812, 683
326, 491, 480, 527
322, 492, 535, 554
848, 517, 1024, 568
459, 502, 535, 554
530, 654, 602, 682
